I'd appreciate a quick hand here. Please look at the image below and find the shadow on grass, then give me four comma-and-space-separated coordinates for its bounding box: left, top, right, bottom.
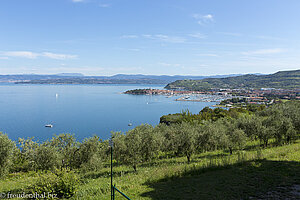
141, 159, 300, 200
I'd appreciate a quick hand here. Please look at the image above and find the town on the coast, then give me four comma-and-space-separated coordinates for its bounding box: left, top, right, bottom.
124, 87, 300, 108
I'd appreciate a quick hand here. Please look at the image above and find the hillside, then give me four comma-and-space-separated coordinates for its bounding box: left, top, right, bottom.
0, 73, 245, 84
165, 69, 300, 90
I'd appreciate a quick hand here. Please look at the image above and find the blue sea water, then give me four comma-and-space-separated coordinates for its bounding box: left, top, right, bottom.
0, 84, 215, 141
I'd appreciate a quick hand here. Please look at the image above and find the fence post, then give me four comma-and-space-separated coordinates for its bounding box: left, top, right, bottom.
110, 137, 114, 200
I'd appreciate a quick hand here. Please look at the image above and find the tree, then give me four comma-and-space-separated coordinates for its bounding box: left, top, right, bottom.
0, 132, 15, 177
155, 123, 177, 156
226, 129, 247, 155
48, 133, 77, 169
140, 124, 163, 162
198, 120, 227, 152
18, 137, 39, 171
71, 135, 104, 171
33, 144, 59, 170
123, 125, 144, 171
173, 122, 197, 163
218, 119, 247, 154
112, 131, 127, 165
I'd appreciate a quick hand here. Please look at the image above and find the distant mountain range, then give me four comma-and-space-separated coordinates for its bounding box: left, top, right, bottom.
165, 69, 300, 90
0, 73, 259, 84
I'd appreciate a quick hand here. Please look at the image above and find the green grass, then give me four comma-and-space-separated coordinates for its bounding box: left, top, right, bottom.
1, 141, 300, 199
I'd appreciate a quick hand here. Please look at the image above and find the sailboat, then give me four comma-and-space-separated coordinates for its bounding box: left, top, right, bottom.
45, 124, 53, 128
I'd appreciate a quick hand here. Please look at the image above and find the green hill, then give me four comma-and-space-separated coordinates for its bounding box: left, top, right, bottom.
165, 69, 300, 90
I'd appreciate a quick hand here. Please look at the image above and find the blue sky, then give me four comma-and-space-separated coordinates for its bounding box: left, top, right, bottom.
0, 0, 300, 75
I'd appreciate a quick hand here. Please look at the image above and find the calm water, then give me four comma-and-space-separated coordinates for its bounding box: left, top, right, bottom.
0, 84, 215, 141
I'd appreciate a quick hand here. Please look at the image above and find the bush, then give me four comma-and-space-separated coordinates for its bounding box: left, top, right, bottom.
28, 168, 79, 199
0, 132, 15, 178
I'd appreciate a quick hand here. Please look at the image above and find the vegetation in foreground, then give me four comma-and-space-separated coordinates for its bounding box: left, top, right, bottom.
0, 101, 299, 199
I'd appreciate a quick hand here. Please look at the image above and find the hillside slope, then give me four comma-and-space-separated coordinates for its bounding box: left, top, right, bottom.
165, 69, 300, 90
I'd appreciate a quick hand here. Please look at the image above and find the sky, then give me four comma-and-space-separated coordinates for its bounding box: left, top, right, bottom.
0, 0, 300, 76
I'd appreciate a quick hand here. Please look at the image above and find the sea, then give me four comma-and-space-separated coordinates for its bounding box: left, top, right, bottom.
0, 84, 215, 141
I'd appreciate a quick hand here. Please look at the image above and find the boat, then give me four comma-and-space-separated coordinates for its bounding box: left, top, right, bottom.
128, 123, 132, 126
45, 124, 53, 128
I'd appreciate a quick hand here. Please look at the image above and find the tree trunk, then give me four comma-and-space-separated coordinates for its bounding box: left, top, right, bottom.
187, 155, 191, 163
229, 147, 233, 155
133, 165, 137, 172
264, 139, 268, 147
287, 136, 291, 144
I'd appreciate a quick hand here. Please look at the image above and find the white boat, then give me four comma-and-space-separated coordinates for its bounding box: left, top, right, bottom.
45, 124, 53, 128
128, 123, 132, 126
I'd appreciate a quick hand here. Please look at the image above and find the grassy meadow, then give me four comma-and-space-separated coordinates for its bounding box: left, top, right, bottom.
1, 140, 300, 200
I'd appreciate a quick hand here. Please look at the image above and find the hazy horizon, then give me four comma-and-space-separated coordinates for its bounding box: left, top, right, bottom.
0, 71, 269, 77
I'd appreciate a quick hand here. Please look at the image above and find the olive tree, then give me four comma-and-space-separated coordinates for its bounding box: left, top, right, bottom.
33, 144, 59, 170
173, 122, 197, 163
49, 134, 77, 168
122, 125, 144, 171
155, 123, 178, 156
140, 124, 163, 162
218, 119, 247, 155
71, 135, 104, 171
0, 132, 15, 177
18, 137, 39, 171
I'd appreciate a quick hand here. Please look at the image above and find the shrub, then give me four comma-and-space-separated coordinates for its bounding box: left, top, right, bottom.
28, 168, 79, 199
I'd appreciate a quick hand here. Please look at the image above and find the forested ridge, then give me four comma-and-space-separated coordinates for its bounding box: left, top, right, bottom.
165, 69, 300, 90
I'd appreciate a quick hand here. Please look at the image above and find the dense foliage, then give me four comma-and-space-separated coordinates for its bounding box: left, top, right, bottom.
0, 133, 15, 177
28, 168, 79, 199
112, 101, 299, 170
160, 104, 265, 125
165, 69, 300, 90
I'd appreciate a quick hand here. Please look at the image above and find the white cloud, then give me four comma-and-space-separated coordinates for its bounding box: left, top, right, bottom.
2, 51, 77, 60
242, 48, 285, 55
42, 52, 77, 59
188, 33, 206, 39
143, 34, 186, 43
192, 14, 214, 25
120, 35, 138, 39
3, 51, 39, 59
0, 57, 9, 60
142, 34, 152, 38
